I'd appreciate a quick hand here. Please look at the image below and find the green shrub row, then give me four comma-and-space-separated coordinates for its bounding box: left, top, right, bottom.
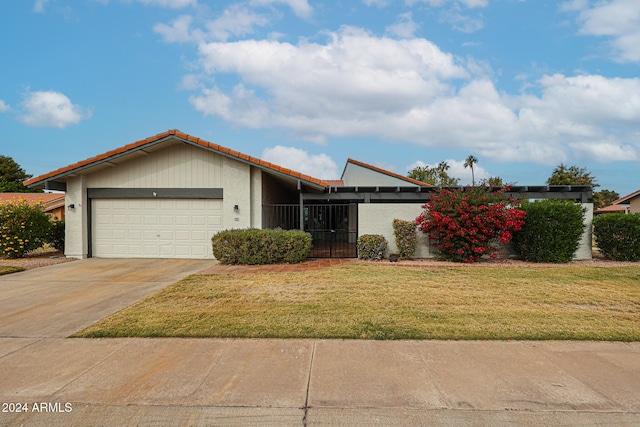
511, 200, 586, 263
593, 213, 640, 261
357, 234, 387, 260
0, 199, 53, 259
211, 228, 312, 265
392, 219, 417, 259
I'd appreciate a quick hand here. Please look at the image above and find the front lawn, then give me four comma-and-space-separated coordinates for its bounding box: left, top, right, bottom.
0, 266, 24, 275
74, 264, 640, 341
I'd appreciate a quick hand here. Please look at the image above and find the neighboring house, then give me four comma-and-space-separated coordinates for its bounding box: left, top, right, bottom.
0, 192, 65, 221
597, 189, 640, 215
25, 130, 594, 260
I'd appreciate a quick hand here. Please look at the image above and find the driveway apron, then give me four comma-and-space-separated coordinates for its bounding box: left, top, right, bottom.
0, 258, 210, 338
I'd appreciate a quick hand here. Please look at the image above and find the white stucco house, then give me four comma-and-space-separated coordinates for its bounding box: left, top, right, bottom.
26, 130, 594, 260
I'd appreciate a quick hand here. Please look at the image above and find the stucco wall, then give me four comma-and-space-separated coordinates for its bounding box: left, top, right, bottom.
358, 203, 433, 258
342, 163, 418, 187
65, 175, 89, 259
222, 157, 252, 229
359, 202, 594, 260
574, 203, 594, 260
631, 197, 640, 214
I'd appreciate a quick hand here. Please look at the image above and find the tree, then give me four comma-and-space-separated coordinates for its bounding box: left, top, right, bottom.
546, 163, 620, 209
0, 156, 39, 193
479, 176, 504, 187
463, 155, 478, 186
546, 163, 598, 188
592, 189, 619, 210
408, 161, 460, 186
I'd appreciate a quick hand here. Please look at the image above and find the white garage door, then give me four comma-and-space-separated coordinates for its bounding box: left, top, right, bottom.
92, 199, 223, 259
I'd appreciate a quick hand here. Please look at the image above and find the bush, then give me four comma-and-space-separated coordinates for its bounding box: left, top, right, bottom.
49, 220, 65, 252
0, 198, 52, 258
511, 200, 586, 263
392, 219, 417, 259
357, 234, 388, 260
593, 213, 640, 261
212, 228, 311, 265
416, 187, 526, 263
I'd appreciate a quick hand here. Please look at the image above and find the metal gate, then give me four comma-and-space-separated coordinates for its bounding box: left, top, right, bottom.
304, 204, 357, 258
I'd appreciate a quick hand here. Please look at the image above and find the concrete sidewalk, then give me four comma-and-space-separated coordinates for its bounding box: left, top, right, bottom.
1, 259, 639, 425
1, 338, 639, 426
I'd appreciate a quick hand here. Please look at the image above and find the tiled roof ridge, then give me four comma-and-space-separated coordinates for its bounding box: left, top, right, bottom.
24, 129, 329, 188
612, 189, 640, 205
345, 158, 431, 187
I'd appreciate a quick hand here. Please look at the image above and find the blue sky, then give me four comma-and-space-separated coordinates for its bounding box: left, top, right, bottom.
1, 0, 639, 197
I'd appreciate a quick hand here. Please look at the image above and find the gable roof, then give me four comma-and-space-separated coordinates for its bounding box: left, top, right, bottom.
0, 193, 65, 213
25, 129, 329, 190
613, 189, 640, 205
341, 158, 431, 187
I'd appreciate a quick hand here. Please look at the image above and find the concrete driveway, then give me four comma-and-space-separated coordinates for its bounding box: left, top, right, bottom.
0, 258, 210, 338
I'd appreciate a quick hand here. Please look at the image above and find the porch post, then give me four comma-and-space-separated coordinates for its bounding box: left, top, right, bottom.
299, 192, 304, 231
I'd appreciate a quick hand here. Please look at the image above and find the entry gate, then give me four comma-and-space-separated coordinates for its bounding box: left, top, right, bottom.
304, 204, 357, 258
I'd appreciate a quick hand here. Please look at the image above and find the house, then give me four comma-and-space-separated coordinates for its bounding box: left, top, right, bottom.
0, 192, 65, 221
25, 130, 594, 260
597, 189, 640, 215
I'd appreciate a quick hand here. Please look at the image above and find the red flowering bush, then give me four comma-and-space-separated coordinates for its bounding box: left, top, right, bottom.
415, 187, 526, 263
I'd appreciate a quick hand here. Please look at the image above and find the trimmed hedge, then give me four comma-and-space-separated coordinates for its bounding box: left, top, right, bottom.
357, 234, 387, 260
392, 219, 417, 259
593, 213, 640, 261
212, 228, 312, 265
511, 200, 586, 263
49, 220, 65, 252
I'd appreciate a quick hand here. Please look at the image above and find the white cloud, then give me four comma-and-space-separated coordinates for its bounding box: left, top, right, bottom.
137, 0, 196, 8
386, 12, 419, 38
439, 8, 484, 33
406, 0, 488, 8
19, 91, 91, 128
0, 100, 10, 113
33, 0, 50, 13
262, 146, 339, 179
154, 6, 269, 43
363, 0, 390, 7
250, 0, 313, 18
180, 24, 640, 167
569, 0, 640, 62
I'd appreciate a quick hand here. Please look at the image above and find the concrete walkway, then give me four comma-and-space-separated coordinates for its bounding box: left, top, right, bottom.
1, 259, 639, 426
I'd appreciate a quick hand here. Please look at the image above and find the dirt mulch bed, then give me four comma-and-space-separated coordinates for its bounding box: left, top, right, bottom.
0, 250, 78, 270
363, 255, 639, 268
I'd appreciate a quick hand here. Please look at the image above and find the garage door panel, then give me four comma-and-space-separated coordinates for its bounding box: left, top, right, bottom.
92, 199, 222, 259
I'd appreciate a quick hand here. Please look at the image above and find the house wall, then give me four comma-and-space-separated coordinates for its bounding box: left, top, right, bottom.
574, 203, 594, 260
342, 163, 418, 187
221, 157, 251, 229
65, 175, 89, 259
359, 202, 594, 260
86, 143, 223, 188
359, 204, 433, 258
631, 197, 640, 214
64, 142, 260, 259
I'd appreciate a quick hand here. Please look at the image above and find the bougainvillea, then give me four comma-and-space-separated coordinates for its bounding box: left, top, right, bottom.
0, 198, 51, 259
415, 187, 526, 263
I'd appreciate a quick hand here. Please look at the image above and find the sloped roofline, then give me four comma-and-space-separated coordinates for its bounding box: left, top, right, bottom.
613, 189, 640, 205
24, 130, 329, 190
341, 158, 431, 187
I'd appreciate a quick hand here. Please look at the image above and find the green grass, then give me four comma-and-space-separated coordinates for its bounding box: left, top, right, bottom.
0, 266, 24, 275
74, 264, 640, 341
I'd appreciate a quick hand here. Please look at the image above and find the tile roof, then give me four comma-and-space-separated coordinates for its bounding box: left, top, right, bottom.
24, 130, 329, 189
0, 193, 65, 212
612, 189, 640, 205
326, 179, 345, 187
343, 158, 431, 187
595, 204, 628, 214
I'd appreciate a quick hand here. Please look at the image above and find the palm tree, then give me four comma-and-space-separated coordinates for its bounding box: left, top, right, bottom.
464, 155, 478, 186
